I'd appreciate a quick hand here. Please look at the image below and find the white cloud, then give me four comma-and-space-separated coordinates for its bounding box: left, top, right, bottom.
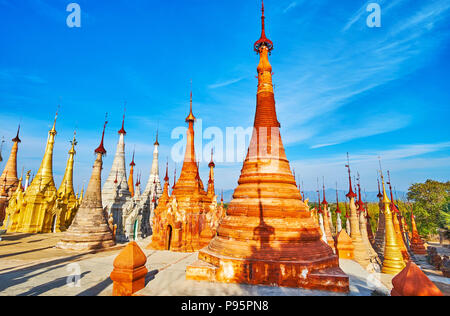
208, 77, 247, 89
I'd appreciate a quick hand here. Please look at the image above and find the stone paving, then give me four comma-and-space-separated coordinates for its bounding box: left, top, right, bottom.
0, 233, 447, 296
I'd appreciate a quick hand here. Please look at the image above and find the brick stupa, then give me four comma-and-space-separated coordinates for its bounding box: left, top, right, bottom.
148, 92, 223, 252
0, 126, 21, 225
186, 1, 349, 293
56, 118, 115, 251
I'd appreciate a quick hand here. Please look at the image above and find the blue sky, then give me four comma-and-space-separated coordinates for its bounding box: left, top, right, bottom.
0, 0, 449, 196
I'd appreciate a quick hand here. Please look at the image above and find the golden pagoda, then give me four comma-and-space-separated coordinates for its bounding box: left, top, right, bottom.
380, 172, 406, 275
56, 117, 115, 251
148, 90, 222, 252
5, 114, 59, 233
51, 132, 82, 232
387, 171, 409, 262
0, 126, 21, 225
186, 1, 349, 293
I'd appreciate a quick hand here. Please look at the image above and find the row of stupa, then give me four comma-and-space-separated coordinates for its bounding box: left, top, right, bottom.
305, 159, 427, 278
0, 111, 167, 242
0, 121, 81, 233
55, 92, 224, 251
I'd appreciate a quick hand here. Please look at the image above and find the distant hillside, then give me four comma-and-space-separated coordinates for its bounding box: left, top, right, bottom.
221, 188, 406, 203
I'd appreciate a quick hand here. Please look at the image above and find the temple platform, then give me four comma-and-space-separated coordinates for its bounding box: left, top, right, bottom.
0, 234, 401, 296
1, 234, 449, 296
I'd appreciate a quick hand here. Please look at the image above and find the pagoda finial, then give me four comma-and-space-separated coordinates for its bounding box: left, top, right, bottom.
95, 113, 108, 156
208, 148, 215, 168
357, 173, 364, 212
172, 164, 177, 189
154, 128, 159, 146
254, 0, 273, 53
387, 170, 397, 213
380, 170, 390, 205
12, 124, 21, 143
345, 153, 357, 198
130, 149, 136, 167
317, 190, 322, 214
377, 176, 382, 198
164, 158, 169, 182
69, 130, 77, 155
186, 81, 196, 122
50, 107, 58, 135
118, 103, 127, 135
322, 177, 328, 205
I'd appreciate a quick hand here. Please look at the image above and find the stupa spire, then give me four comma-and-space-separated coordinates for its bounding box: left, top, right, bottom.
95, 114, 108, 155
322, 179, 328, 206
102, 110, 131, 215
33, 112, 58, 188
380, 171, 406, 274
0, 138, 4, 163
335, 185, 341, 213
409, 206, 427, 255
154, 128, 159, 146
335, 183, 342, 233
118, 103, 126, 135
128, 150, 136, 197
57, 131, 77, 196
12, 125, 21, 143
377, 177, 382, 198
185, 83, 196, 122
254, 0, 273, 53
0, 124, 21, 196
172, 88, 202, 195
187, 2, 349, 292
207, 149, 215, 198
143, 129, 163, 205
387, 171, 409, 261
157, 159, 171, 204
345, 153, 356, 199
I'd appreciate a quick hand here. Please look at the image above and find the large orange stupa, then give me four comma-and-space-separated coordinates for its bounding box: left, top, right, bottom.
186, 1, 349, 293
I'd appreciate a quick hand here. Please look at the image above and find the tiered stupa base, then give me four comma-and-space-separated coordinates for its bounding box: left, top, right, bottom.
56, 207, 115, 251
410, 239, 427, 255
187, 247, 349, 293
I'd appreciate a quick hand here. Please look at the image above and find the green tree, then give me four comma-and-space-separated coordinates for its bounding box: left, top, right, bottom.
407, 180, 450, 236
